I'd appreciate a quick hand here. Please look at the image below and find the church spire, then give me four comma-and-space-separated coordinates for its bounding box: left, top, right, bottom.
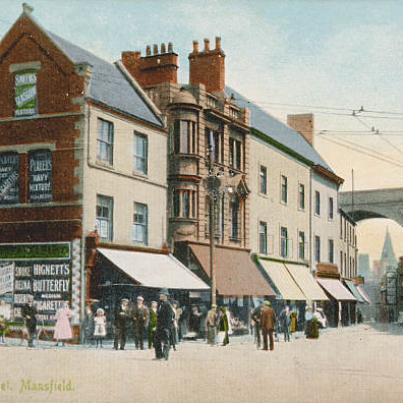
380, 227, 397, 270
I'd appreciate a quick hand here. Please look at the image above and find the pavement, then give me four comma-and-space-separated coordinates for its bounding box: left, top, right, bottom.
0, 323, 402, 403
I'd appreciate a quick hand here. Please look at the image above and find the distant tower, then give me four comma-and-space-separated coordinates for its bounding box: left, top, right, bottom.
380, 228, 397, 271
358, 253, 371, 279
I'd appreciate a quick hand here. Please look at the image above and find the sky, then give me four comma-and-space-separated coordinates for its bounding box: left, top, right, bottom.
1, 0, 403, 265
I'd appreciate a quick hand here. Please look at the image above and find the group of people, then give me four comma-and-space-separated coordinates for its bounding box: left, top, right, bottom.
205, 305, 233, 346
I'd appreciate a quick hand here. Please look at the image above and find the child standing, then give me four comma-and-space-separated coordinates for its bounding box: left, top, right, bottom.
93, 308, 106, 348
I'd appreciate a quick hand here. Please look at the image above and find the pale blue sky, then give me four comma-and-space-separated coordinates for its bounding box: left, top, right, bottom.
1, 0, 403, 261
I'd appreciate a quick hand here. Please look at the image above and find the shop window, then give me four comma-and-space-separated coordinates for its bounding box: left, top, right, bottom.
280, 227, 288, 258
96, 195, 113, 241
174, 120, 196, 154
299, 184, 305, 210
298, 231, 305, 260
0, 152, 20, 204
281, 175, 288, 204
259, 166, 267, 194
259, 222, 268, 255
229, 137, 242, 170
28, 149, 52, 203
133, 202, 148, 245
133, 133, 148, 174
15, 70, 37, 116
97, 118, 114, 165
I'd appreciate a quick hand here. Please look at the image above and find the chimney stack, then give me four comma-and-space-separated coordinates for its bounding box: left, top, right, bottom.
121, 42, 179, 88
287, 113, 315, 146
189, 36, 225, 94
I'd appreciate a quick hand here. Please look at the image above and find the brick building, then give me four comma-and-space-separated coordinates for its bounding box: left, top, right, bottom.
0, 6, 208, 339
121, 37, 274, 326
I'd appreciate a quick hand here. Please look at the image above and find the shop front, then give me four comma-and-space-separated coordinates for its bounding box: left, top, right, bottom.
177, 242, 275, 334
343, 279, 366, 324
0, 241, 81, 337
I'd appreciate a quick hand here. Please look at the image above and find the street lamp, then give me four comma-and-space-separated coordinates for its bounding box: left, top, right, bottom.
203, 167, 240, 306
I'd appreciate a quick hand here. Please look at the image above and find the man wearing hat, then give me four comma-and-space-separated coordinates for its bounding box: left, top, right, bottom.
154, 288, 174, 360
132, 295, 148, 350
114, 298, 130, 350
21, 295, 37, 348
260, 300, 277, 351
205, 304, 218, 346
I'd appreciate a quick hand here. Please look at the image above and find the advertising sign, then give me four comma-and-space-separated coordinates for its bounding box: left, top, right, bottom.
29, 150, 52, 202
15, 71, 37, 116
0, 262, 14, 295
0, 242, 71, 325
0, 152, 19, 204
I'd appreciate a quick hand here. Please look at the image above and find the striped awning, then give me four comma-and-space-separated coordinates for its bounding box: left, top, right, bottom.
258, 259, 306, 301
357, 285, 371, 304
344, 280, 365, 303
285, 263, 328, 301
317, 278, 356, 301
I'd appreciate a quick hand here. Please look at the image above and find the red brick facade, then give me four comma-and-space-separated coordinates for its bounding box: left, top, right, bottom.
0, 14, 84, 243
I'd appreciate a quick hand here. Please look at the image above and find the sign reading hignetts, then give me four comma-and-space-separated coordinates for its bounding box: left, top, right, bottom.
0, 242, 71, 325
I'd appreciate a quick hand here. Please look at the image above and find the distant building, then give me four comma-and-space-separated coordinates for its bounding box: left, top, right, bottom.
358, 254, 371, 280
380, 228, 397, 271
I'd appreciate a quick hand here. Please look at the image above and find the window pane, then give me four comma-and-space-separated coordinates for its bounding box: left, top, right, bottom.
133, 203, 148, 245
180, 121, 189, 153
96, 195, 113, 241
183, 191, 190, 218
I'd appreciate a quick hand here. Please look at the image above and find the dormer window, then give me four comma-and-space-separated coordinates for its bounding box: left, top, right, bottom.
15, 71, 37, 117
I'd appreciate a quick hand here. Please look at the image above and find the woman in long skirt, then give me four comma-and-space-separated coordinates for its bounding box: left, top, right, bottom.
54, 301, 73, 346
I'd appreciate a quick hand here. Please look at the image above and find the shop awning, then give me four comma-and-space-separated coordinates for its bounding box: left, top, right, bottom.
357, 285, 371, 304
344, 280, 365, 303
97, 248, 209, 290
317, 278, 356, 301
284, 263, 328, 301
189, 244, 275, 297
258, 259, 306, 300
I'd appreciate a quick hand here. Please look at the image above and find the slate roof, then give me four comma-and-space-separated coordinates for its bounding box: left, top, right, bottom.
227, 87, 333, 171
47, 31, 163, 128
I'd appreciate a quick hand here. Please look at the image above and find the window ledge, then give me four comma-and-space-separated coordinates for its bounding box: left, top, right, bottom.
132, 170, 148, 179
96, 160, 114, 169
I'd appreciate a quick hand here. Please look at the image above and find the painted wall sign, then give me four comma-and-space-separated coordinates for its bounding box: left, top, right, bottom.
0, 242, 72, 325
0, 262, 14, 295
15, 71, 37, 116
29, 150, 52, 202
0, 152, 19, 204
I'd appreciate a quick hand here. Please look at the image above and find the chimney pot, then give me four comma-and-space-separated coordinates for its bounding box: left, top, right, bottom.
168, 42, 173, 52
204, 38, 210, 52
215, 36, 221, 50
22, 3, 34, 14
146, 45, 151, 56
161, 43, 166, 53
153, 44, 158, 55
193, 40, 199, 53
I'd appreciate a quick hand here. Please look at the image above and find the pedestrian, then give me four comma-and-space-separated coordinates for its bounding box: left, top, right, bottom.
290, 307, 298, 338
21, 295, 38, 348
114, 298, 130, 350
305, 306, 313, 338
206, 304, 218, 346
93, 308, 106, 348
174, 301, 183, 342
279, 305, 291, 342
0, 300, 11, 345
148, 301, 158, 349
154, 289, 174, 361
189, 305, 201, 338
218, 306, 230, 346
251, 303, 263, 349
170, 301, 179, 351
132, 296, 148, 350
54, 301, 73, 346
260, 300, 276, 351
82, 304, 95, 345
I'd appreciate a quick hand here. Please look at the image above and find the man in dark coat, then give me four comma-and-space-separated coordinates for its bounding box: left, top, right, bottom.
132, 296, 148, 350
251, 303, 263, 349
260, 300, 277, 351
114, 298, 130, 350
154, 289, 174, 360
21, 295, 37, 347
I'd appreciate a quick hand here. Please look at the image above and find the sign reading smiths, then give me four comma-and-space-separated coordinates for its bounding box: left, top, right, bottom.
0, 152, 19, 204
15, 71, 37, 116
